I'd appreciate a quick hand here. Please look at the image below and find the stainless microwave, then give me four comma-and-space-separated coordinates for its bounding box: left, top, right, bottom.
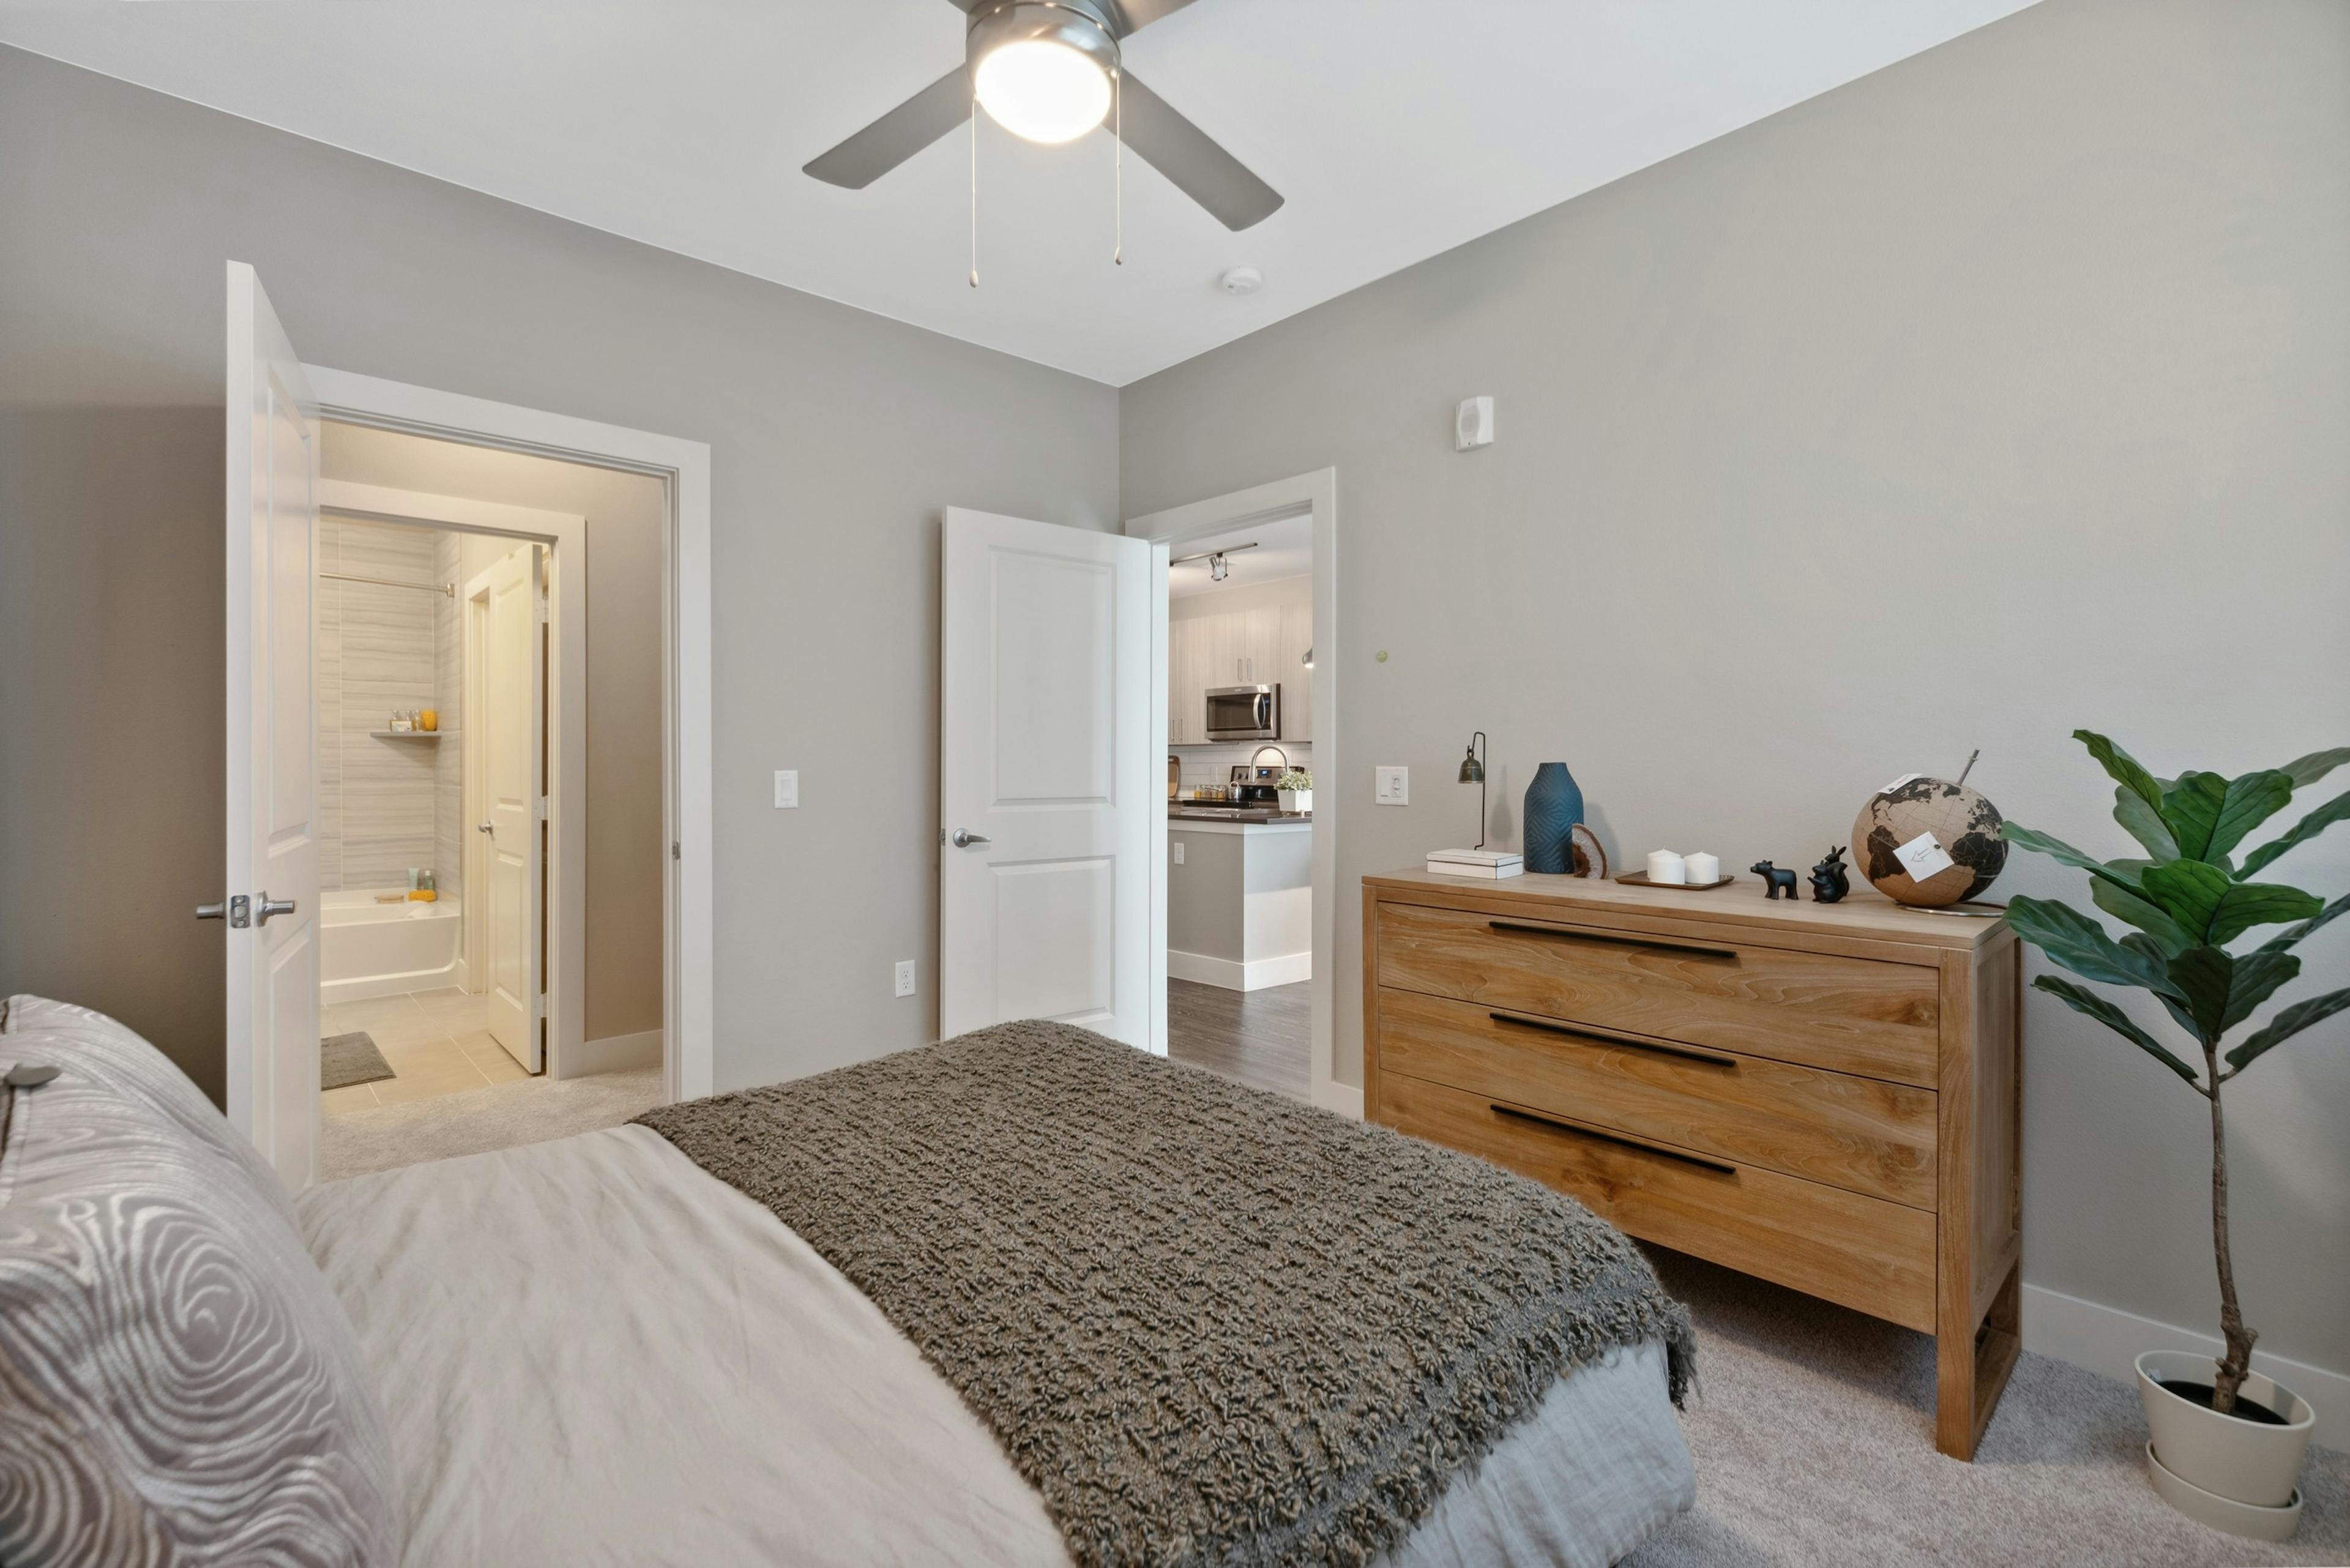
1205, 684, 1280, 741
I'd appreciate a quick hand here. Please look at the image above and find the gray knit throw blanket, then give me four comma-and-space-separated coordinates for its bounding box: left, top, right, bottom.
636, 1020, 1695, 1568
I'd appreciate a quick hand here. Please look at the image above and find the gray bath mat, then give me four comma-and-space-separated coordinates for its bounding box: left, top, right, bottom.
322, 1031, 396, 1091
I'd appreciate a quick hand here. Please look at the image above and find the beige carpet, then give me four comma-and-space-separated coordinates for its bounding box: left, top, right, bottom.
316, 1066, 664, 1182
1628, 1249, 2346, 1567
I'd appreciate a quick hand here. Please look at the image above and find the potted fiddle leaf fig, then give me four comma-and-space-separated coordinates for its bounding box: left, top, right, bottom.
2002, 731, 2346, 1540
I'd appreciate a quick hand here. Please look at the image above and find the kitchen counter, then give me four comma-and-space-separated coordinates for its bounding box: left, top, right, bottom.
1168, 812, 1311, 990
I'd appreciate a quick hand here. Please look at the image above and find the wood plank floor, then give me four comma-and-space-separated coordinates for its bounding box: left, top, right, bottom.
1166, 978, 1310, 1102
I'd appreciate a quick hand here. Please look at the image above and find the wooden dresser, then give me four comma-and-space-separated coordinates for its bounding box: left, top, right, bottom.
1363, 869, 2021, 1458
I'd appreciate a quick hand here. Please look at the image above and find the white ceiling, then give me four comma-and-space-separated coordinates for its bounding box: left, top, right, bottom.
1169, 512, 1308, 599
0, 0, 2033, 385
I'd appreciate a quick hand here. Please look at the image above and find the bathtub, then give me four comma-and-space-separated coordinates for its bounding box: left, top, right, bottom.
321, 890, 464, 1005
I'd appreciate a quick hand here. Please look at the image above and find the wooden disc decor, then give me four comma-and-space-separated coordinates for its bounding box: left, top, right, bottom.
1568, 824, 1607, 879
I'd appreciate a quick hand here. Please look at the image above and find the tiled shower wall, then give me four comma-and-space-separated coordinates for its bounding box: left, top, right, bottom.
316, 518, 447, 892
432, 529, 463, 909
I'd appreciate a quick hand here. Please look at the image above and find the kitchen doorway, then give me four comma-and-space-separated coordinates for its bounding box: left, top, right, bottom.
1126, 469, 1347, 1118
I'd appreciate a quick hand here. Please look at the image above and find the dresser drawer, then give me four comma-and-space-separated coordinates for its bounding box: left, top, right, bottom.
1373, 900, 1939, 1087
1376, 987, 1939, 1208
1378, 1072, 1938, 1332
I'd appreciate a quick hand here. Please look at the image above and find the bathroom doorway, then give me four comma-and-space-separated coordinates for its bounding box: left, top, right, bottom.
309, 424, 670, 1177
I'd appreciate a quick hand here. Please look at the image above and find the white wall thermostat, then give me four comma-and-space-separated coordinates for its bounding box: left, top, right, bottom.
1455, 395, 1495, 451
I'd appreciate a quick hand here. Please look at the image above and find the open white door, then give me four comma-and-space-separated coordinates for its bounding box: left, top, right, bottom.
475, 543, 546, 1072
941, 509, 1153, 1047
218, 261, 321, 1190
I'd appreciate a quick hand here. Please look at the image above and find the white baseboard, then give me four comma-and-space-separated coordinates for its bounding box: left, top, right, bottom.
1314, 1080, 1363, 1120
2023, 1283, 2349, 1449
1168, 948, 1312, 991
562, 1028, 662, 1080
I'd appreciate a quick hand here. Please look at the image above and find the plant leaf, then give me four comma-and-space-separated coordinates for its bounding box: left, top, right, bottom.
2005, 896, 2179, 993
2092, 876, 2195, 954
2281, 747, 2350, 790
2165, 947, 2301, 1040
2237, 788, 2350, 879
2075, 730, 2166, 813
2161, 769, 2294, 862
2261, 890, 2350, 954
2113, 786, 2180, 862
2139, 862, 2321, 946
1999, 823, 2143, 891
2033, 975, 2201, 1085
2226, 987, 2350, 1072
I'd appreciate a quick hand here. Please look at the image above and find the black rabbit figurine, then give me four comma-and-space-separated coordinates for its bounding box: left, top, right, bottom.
1810, 846, 1851, 903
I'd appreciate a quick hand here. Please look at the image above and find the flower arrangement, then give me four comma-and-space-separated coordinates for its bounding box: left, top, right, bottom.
1277, 769, 1313, 792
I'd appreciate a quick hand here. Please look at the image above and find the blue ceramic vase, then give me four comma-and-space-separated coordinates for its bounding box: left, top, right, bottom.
1523, 763, 1584, 875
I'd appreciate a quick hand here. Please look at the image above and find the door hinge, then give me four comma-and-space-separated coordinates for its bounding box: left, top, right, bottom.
672, 841, 681, 861
536, 795, 550, 821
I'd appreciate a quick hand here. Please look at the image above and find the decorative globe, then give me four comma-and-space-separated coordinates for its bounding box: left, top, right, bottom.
1851, 777, 2006, 907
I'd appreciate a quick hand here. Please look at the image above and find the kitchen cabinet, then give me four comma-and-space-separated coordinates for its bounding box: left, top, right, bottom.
1169, 595, 1313, 744
1278, 600, 1313, 742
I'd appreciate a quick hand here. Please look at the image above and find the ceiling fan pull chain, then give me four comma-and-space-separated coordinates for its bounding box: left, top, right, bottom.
969, 83, 980, 289
1113, 64, 1122, 267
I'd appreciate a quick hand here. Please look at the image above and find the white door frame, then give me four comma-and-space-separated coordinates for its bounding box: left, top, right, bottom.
320, 480, 589, 1079
305, 366, 715, 1105
1125, 469, 1350, 1118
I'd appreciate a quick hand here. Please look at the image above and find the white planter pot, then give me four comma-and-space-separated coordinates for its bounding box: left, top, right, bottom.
2136, 1350, 2313, 1535
1279, 790, 1311, 813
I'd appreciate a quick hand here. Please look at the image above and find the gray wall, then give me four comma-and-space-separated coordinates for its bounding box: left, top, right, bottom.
0, 45, 1120, 1097
1122, 0, 2350, 1373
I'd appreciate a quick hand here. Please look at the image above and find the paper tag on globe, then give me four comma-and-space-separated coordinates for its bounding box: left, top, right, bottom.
1879, 772, 1925, 796
1894, 831, 1956, 882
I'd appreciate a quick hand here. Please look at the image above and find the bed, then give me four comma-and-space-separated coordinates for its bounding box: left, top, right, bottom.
2, 997, 1697, 1567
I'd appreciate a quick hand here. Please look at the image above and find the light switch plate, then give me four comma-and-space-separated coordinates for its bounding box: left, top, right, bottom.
893, 959, 916, 998
773, 769, 799, 808
1376, 766, 1410, 805
1172, 840, 1185, 865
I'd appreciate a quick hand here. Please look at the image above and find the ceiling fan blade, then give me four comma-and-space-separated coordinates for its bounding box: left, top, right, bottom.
1116, 71, 1283, 231
804, 66, 972, 190
1101, 0, 1201, 32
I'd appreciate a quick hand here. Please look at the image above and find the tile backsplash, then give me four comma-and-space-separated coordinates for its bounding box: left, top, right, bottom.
1171, 741, 1314, 795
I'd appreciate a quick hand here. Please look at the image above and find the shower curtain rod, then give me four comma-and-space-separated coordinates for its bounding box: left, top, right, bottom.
321, 571, 453, 597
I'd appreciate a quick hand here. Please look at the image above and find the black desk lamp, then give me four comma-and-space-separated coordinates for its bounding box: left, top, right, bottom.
1458, 732, 1487, 851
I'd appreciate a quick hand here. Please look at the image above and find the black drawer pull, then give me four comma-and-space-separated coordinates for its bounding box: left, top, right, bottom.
1487, 919, 1737, 961
1490, 1102, 1739, 1175
1486, 1010, 1739, 1069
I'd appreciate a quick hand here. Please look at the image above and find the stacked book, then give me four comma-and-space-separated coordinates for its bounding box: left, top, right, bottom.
1426, 848, 1524, 879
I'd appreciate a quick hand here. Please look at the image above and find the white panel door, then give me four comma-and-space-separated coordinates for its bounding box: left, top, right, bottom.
941, 509, 1152, 1047
475, 545, 545, 1071
222, 261, 320, 1191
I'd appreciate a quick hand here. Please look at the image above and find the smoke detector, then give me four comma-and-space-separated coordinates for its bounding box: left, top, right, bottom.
1220, 266, 1263, 296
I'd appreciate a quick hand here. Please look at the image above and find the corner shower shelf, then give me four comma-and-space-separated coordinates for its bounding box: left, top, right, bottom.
369, 730, 455, 739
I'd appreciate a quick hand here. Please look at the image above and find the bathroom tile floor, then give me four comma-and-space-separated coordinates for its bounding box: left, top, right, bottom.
319, 988, 532, 1113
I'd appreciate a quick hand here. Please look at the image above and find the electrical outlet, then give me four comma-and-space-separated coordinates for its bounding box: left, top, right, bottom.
1376, 766, 1410, 805
893, 959, 916, 998
773, 769, 799, 808
1172, 840, 1185, 865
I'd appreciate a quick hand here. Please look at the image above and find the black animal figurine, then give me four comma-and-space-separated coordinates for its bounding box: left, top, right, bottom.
1810, 845, 1851, 903
1750, 861, 1799, 900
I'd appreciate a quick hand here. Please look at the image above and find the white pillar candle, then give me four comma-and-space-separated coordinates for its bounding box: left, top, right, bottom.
1684, 852, 1720, 884
1646, 850, 1687, 885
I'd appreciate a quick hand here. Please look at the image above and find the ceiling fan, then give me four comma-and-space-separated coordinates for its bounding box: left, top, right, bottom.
803, 0, 1283, 232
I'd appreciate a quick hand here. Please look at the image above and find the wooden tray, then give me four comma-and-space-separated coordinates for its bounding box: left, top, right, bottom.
1613, 871, 1737, 890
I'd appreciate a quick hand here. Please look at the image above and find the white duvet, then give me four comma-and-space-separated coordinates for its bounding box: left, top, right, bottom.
297, 1126, 1693, 1567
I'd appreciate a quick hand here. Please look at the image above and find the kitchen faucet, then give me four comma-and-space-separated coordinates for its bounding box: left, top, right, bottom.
1250, 745, 1290, 772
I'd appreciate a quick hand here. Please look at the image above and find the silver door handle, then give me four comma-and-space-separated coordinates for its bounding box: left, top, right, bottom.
477, 821, 494, 834
195, 895, 251, 929
950, 829, 991, 849
254, 892, 297, 925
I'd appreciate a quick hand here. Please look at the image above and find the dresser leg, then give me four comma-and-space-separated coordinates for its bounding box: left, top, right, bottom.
1936, 1258, 2021, 1459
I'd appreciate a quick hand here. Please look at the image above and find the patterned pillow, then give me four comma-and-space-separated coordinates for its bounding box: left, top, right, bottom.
0, 996, 401, 1567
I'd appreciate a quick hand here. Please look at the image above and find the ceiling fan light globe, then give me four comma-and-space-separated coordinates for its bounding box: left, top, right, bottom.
974, 39, 1112, 144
